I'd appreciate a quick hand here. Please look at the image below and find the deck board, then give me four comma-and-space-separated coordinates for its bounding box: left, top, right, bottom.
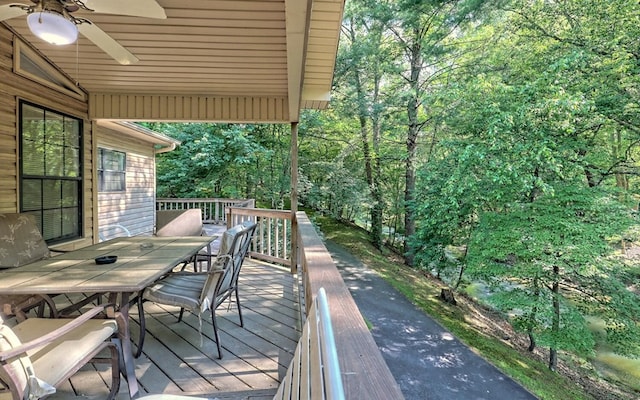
44, 259, 299, 399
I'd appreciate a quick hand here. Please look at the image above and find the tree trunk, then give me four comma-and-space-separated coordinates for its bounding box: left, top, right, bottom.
454, 245, 469, 289
527, 276, 540, 352
370, 74, 384, 249
549, 265, 560, 371
404, 34, 422, 266
549, 347, 558, 372
613, 131, 629, 189
528, 333, 536, 352
347, 18, 385, 250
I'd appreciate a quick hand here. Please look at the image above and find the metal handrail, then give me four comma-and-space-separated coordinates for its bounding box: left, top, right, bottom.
316, 287, 346, 400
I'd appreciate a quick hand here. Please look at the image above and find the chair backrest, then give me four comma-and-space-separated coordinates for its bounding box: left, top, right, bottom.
0, 317, 54, 400
222, 221, 257, 293
216, 219, 255, 256
156, 209, 204, 237
0, 319, 31, 400
0, 213, 50, 268
200, 222, 257, 307
98, 223, 132, 242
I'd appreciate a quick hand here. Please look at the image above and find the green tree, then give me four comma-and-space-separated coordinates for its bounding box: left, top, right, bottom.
467, 185, 640, 370
337, 2, 389, 248
411, 0, 640, 372
297, 110, 370, 220
376, 0, 489, 264
148, 123, 272, 200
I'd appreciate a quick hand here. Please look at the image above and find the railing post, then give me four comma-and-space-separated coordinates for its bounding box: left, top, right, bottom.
290, 122, 299, 274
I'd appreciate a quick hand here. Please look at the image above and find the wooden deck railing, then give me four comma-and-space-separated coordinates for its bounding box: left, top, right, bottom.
153, 199, 404, 399
296, 211, 405, 400
226, 206, 291, 267
156, 198, 255, 224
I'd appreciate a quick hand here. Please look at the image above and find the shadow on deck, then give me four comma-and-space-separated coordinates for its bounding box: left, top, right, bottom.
49, 259, 300, 399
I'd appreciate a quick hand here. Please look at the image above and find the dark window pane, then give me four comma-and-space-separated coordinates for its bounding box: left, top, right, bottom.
64, 119, 80, 147
62, 181, 78, 207
45, 143, 64, 176
98, 148, 126, 192
62, 208, 78, 236
64, 147, 80, 177
45, 111, 64, 146
22, 140, 45, 175
22, 105, 44, 141
22, 180, 42, 211
42, 180, 62, 209
103, 171, 125, 191
98, 148, 104, 169
42, 209, 62, 240
20, 102, 82, 243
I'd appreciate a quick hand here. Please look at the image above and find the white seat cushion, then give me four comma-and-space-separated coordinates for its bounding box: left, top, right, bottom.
11, 318, 117, 387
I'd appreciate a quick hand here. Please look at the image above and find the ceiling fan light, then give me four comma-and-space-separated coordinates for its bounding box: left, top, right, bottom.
27, 11, 78, 45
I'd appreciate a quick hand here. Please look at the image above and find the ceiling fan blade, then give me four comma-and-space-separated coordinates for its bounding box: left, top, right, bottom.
78, 22, 139, 65
82, 0, 166, 19
0, 4, 29, 22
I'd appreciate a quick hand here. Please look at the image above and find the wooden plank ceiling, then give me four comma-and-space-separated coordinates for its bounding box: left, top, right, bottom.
0, 0, 344, 122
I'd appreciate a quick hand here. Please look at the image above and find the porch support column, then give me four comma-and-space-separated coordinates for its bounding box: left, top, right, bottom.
290, 121, 299, 274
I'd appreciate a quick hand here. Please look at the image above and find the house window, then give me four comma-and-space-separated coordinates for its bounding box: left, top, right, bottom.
19, 101, 82, 243
98, 148, 126, 192
14, 39, 86, 100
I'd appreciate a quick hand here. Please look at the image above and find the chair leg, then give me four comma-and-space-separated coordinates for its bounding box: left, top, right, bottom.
135, 297, 146, 359
178, 308, 185, 322
36, 301, 46, 317
210, 308, 222, 359
235, 289, 244, 327
106, 342, 121, 400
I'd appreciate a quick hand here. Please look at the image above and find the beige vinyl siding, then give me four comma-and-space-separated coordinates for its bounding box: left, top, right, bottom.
96, 127, 156, 239
0, 26, 22, 214
0, 25, 94, 248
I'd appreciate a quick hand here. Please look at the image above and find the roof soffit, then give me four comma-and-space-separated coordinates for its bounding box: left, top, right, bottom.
0, 0, 346, 121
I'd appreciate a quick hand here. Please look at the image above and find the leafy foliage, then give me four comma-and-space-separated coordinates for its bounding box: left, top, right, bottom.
145, 123, 289, 206
467, 185, 640, 360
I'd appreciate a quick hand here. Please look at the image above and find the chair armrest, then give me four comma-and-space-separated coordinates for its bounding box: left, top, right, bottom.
167, 271, 210, 277
167, 255, 230, 277
0, 304, 119, 362
10, 294, 60, 321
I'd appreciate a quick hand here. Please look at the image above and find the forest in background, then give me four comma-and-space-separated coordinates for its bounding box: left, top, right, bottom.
149, 0, 640, 396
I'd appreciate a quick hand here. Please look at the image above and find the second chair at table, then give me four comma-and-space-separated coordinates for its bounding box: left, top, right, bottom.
135, 221, 257, 359
155, 209, 213, 272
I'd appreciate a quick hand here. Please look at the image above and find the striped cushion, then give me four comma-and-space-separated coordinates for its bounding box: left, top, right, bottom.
143, 273, 207, 310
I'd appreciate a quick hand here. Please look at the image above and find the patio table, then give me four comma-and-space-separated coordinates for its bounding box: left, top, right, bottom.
0, 235, 217, 399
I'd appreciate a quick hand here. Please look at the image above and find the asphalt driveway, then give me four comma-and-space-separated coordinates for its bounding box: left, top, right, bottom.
324, 239, 538, 400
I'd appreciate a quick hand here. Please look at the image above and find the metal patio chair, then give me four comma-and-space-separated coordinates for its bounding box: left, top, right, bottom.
0, 304, 122, 400
136, 222, 257, 359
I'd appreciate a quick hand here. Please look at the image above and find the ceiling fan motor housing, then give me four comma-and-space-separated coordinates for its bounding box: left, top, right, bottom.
2, 0, 166, 63
28, 0, 78, 45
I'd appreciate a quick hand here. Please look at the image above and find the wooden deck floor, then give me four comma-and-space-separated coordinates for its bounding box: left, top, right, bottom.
48, 259, 301, 400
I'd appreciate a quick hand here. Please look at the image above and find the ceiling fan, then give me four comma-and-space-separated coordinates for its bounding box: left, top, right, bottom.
0, 0, 166, 65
